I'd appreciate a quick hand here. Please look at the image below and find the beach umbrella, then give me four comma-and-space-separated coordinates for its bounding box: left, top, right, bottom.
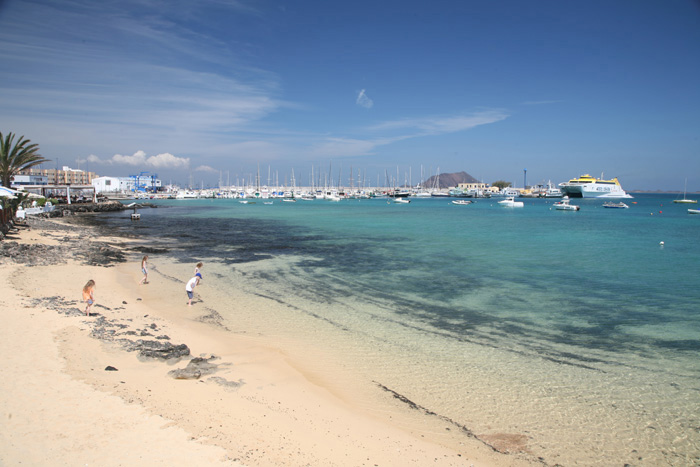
0, 186, 19, 198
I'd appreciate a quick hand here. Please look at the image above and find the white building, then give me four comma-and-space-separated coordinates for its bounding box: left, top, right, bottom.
92, 175, 163, 194
92, 176, 127, 194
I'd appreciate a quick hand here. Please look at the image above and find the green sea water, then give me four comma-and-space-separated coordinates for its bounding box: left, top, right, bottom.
85, 194, 700, 466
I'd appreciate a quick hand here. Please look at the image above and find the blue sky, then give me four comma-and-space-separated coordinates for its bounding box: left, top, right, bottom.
1, 0, 699, 190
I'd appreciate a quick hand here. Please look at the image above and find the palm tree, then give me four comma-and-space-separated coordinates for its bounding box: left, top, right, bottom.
0, 132, 49, 188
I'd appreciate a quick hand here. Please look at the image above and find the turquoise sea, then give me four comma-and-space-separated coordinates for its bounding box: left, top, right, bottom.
81, 194, 700, 466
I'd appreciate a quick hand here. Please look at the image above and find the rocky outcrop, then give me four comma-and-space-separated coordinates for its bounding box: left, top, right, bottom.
423, 171, 480, 189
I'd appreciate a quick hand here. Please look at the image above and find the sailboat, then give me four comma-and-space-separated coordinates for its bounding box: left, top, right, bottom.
673, 179, 697, 204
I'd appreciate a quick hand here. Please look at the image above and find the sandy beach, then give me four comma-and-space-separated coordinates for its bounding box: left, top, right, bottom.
0, 216, 539, 467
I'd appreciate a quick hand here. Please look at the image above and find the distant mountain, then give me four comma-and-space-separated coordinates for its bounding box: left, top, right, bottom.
422, 171, 480, 189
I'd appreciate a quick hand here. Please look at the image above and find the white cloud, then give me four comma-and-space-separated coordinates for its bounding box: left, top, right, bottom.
146, 152, 191, 169
356, 89, 374, 109
88, 151, 190, 169
195, 165, 218, 173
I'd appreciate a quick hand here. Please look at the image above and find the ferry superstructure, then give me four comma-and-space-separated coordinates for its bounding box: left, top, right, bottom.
559, 174, 632, 198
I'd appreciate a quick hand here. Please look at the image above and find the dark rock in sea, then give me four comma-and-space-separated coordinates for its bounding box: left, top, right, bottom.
170, 367, 202, 380
168, 356, 220, 380
196, 308, 229, 330
208, 376, 245, 389
105, 366, 119, 371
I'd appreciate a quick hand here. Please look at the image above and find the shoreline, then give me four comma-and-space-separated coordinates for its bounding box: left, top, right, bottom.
0, 217, 535, 466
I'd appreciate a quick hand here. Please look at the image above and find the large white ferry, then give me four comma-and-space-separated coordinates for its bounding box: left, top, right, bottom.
559, 174, 632, 199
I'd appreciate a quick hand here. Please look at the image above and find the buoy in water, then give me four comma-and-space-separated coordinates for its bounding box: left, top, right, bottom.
660, 241, 665, 246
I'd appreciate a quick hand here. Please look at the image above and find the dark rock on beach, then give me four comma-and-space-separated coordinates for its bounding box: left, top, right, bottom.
0, 241, 70, 266
0, 217, 127, 266
136, 341, 191, 360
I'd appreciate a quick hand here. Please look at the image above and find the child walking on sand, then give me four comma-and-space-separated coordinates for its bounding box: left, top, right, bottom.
139, 255, 149, 285
185, 272, 202, 306
82, 280, 95, 316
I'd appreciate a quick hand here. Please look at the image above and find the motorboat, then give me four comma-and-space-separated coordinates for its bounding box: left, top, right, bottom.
553, 197, 580, 211
498, 197, 524, 207
559, 174, 632, 198
394, 198, 411, 204
688, 209, 700, 215
452, 199, 473, 205
603, 201, 629, 209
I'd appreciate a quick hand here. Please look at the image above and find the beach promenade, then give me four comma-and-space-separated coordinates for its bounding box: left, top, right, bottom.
0, 217, 534, 467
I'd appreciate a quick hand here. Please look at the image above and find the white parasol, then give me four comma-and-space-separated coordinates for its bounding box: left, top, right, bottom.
0, 186, 20, 199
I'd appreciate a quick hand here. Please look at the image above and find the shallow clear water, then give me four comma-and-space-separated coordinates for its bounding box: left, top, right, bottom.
82, 194, 700, 465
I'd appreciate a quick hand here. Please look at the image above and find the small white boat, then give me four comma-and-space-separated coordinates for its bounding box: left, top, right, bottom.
498, 197, 524, 207
603, 201, 628, 209
688, 209, 700, 215
394, 198, 411, 204
452, 199, 473, 205
553, 197, 580, 211
674, 179, 697, 204
263, 201, 273, 205
282, 198, 297, 203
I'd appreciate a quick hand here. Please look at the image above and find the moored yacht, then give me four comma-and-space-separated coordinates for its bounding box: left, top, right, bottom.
559, 174, 632, 199
498, 197, 524, 207
553, 196, 580, 211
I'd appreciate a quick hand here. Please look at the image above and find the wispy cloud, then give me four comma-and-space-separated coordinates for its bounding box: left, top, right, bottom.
370, 110, 508, 135
0, 0, 283, 160
310, 138, 380, 158
521, 100, 562, 106
0, 1, 511, 175
356, 89, 374, 109
308, 110, 508, 158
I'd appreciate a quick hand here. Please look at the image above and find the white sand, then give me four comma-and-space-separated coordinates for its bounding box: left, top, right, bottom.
0, 221, 536, 466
